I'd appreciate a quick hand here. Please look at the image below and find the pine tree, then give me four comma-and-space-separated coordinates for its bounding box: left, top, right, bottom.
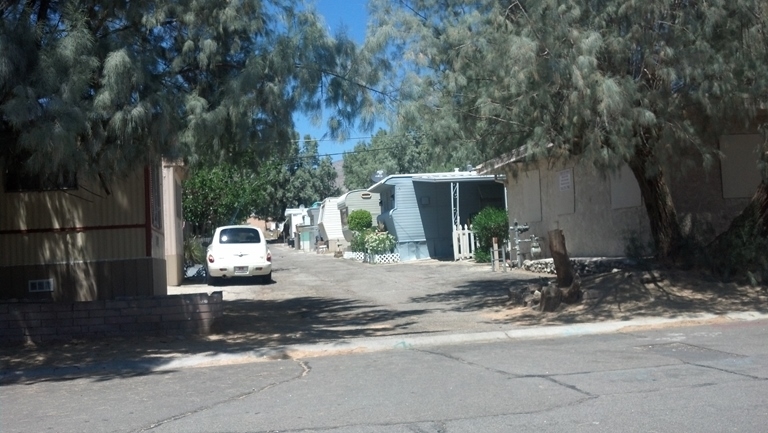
1, 0, 379, 180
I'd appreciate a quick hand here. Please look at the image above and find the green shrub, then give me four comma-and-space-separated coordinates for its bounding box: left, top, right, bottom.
184, 236, 206, 265
472, 207, 509, 263
474, 249, 491, 263
348, 209, 373, 232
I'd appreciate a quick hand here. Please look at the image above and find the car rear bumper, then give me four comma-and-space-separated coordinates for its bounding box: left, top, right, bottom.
207, 263, 272, 278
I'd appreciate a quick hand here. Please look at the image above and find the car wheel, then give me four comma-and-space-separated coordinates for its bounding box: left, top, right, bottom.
261, 272, 272, 284
206, 272, 220, 286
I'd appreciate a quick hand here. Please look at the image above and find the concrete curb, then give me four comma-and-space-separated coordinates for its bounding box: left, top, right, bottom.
4, 311, 768, 382
155, 311, 768, 371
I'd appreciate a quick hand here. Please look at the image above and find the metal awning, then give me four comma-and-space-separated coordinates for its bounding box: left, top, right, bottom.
411, 173, 502, 183
367, 171, 504, 192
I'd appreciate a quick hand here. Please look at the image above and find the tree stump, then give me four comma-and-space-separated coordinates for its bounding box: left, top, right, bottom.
561, 273, 582, 304
539, 285, 562, 312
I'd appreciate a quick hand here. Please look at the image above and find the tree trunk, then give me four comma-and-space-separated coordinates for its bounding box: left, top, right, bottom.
548, 229, 574, 287
628, 145, 684, 261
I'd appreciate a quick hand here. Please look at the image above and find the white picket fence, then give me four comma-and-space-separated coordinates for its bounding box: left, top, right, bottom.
452, 224, 477, 260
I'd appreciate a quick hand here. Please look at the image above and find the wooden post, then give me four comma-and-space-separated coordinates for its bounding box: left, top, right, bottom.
492, 237, 499, 272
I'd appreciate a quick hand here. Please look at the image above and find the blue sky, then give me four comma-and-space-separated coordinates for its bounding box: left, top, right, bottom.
293, 0, 377, 161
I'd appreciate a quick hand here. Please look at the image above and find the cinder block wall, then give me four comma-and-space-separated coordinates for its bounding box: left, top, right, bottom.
0, 292, 222, 345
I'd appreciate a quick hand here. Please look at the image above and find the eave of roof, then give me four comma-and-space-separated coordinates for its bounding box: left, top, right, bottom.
368, 170, 503, 192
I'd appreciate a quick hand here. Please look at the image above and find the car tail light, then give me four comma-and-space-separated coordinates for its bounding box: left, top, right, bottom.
207, 254, 215, 263
267, 251, 272, 262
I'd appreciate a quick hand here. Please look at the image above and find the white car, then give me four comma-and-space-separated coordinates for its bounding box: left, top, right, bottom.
205, 225, 272, 285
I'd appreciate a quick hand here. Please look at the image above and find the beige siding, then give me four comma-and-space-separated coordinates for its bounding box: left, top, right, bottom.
720, 134, 762, 199
0, 258, 166, 301
0, 228, 146, 266
505, 147, 759, 258
507, 160, 650, 258
0, 169, 145, 231
610, 164, 642, 209
520, 169, 542, 222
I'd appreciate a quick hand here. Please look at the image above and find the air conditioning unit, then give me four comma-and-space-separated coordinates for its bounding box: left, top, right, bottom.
28, 279, 54, 293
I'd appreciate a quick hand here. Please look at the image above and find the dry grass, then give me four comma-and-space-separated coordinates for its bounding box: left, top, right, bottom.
486, 269, 768, 326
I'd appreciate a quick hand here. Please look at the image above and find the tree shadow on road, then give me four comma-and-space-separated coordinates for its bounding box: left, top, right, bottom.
0, 296, 427, 385
408, 278, 547, 312
212, 296, 427, 346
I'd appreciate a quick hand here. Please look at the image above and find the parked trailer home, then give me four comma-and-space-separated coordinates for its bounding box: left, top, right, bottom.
368, 170, 505, 261
0, 165, 169, 301
283, 207, 308, 244
337, 189, 380, 242
317, 197, 346, 251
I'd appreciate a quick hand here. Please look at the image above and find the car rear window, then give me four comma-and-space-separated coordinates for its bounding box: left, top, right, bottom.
219, 228, 261, 244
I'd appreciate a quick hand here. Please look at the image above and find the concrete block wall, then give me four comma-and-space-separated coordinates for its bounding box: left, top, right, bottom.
0, 292, 223, 345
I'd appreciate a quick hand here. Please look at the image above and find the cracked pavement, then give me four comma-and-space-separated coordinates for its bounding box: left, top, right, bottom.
3, 245, 768, 432
3, 319, 768, 432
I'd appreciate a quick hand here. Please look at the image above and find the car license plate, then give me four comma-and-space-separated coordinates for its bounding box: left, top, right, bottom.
234, 266, 249, 274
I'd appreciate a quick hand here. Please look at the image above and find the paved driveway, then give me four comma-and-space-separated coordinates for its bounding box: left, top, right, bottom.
1, 244, 541, 381
173, 243, 542, 347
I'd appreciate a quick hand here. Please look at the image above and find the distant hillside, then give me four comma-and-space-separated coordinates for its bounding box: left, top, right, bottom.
332, 159, 346, 193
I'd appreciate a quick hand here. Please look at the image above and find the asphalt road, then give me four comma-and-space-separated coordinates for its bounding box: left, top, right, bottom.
2, 245, 768, 432
2, 319, 768, 432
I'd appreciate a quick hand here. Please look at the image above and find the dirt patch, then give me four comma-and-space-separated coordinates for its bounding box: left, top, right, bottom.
485, 268, 768, 326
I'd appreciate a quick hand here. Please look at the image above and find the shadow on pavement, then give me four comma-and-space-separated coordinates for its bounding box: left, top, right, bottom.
408, 279, 547, 312
0, 296, 426, 385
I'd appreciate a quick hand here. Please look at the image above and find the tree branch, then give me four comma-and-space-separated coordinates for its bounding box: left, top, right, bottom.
294, 64, 392, 100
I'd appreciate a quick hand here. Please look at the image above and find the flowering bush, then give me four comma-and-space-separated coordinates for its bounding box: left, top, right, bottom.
364, 231, 396, 255
350, 229, 372, 252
